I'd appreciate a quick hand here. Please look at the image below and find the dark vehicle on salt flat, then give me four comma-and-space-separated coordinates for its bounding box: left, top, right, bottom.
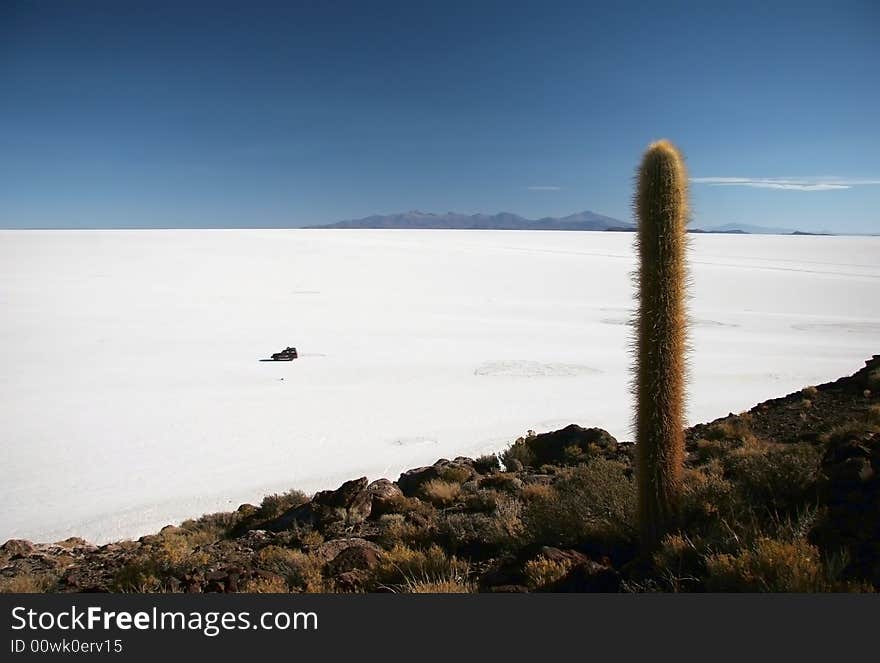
270, 346, 298, 361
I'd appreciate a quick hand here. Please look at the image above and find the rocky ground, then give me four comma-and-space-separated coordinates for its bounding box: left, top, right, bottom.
2, 356, 878, 593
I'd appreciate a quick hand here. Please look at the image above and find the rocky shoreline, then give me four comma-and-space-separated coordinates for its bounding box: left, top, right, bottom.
3, 356, 878, 593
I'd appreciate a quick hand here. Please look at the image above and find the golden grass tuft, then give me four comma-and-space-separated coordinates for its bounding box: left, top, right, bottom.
421, 479, 462, 506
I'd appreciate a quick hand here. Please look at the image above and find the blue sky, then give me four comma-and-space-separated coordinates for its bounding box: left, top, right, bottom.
2, 0, 878, 232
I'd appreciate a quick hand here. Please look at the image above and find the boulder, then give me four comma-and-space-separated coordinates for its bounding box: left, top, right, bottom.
540, 558, 622, 593
537, 546, 591, 566
526, 425, 618, 466
1, 539, 35, 558
312, 538, 382, 565
334, 570, 370, 592
478, 556, 527, 591
397, 466, 438, 497
326, 544, 381, 576
266, 477, 372, 531
397, 458, 475, 497
367, 479, 403, 516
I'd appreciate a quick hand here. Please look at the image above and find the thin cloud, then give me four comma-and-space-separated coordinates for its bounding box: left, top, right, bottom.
527, 185, 562, 191
691, 177, 880, 191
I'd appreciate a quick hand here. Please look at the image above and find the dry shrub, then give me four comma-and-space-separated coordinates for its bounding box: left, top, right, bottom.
376, 513, 431, 547
378, 493, 436, 518
463, 488, 502, 512
297, 530, 322, 549
479, 472, 523, 492
438, 466, 473, 484
524, 555, 574, 589
113, 530, 213, 592
0, 574, 58, 593
403, 578, 475, 593
256, 546, 325, 592
439, 494, 522, 556
521, 482, 554, 502
244, 574, 290, 593
373, 544, 468, 589
178, 510, 240, 544
705, 538, 826, 592
821, 414, 880, 443
421, 479, 462, 507
652, 534, 703, 591
693, 438, 730, 463
112, 559, 164, 592
679, 465, 736, 526
703, 414, 755, 444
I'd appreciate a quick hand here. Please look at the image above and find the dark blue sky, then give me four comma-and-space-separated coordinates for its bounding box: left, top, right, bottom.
2, 0, 878, 231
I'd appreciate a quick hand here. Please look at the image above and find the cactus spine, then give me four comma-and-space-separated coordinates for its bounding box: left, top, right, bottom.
634, 139, 689, 549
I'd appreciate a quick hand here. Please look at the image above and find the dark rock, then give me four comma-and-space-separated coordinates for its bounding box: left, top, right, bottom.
334, 570, 369, 592
479, 556, 527, 591
397, 459, 475, 497
367, 479, 403, 517
478, 473, 523, 492
541, 557, 621, 593
397, 466, 440, 497
239, 529, 273, 549
54, 537, 91, 549
489, 584, 530, 593
265, 501, 320, 531
266, 477, 372, 531
312, 538, 381, 565
473, 454, 501, 475
526, 424, 618, 466
538, 546, 591, 566
313, 477, 369, 509
812, 431, 880, 587
326, 545, 381, 576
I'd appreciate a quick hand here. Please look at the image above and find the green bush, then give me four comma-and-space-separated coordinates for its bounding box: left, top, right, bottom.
473, 454, 501, 474
723, 443, 821, 514
438, 495, 522, 557
501, 432, 536, 469
255, 489, 310, 521
522, 458, 636, 549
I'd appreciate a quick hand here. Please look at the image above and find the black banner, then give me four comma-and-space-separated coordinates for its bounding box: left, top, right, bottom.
2, 593, 876, 660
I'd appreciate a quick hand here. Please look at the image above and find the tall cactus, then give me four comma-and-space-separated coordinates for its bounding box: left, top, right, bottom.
634, 139, 689, 549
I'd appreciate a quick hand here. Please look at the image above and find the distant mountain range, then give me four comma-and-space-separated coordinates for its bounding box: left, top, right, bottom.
309, 210, 633, 231
309, 210, 830, 235
696, 222, 828, 235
